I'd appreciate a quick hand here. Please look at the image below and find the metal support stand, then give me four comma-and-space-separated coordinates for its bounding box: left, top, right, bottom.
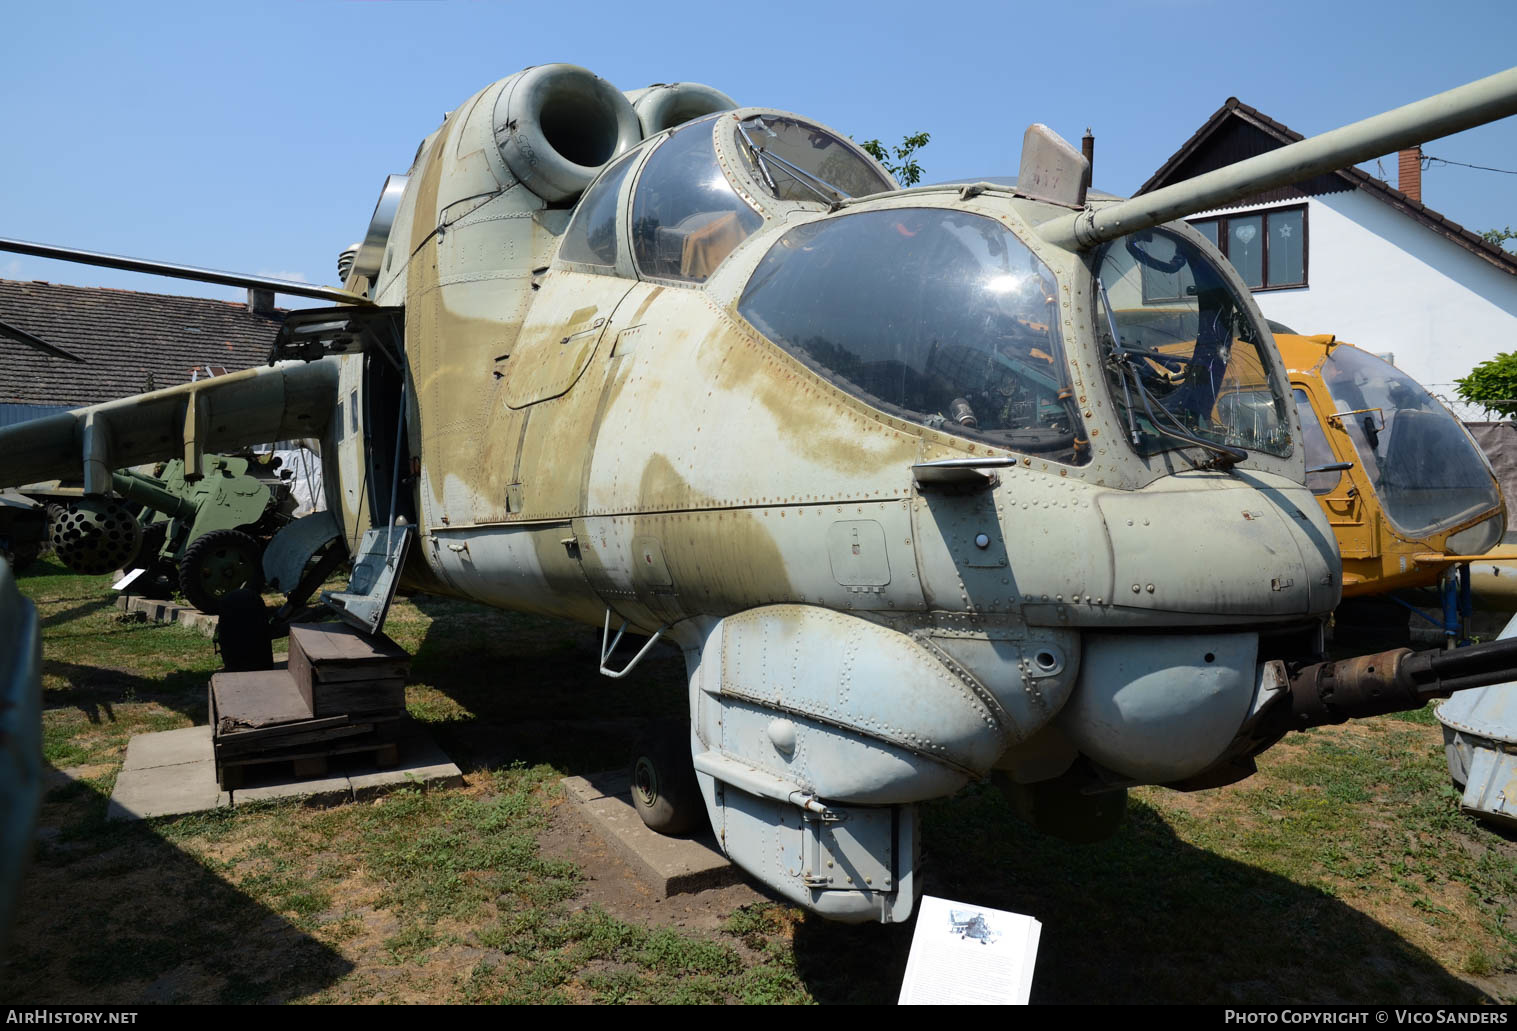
598, 609, 668, 679
1388, 562, 1475, 648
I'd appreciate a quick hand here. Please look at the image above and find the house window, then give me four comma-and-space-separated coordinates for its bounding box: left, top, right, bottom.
1190, 204, 1307, 291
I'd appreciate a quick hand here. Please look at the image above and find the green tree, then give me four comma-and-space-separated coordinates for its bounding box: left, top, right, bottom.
859, 131, 931, 187
1480, 226, 1517, 252
1456, 351, 1517, 417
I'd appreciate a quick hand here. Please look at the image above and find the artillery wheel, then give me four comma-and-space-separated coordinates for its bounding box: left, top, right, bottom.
179, 530, 263, 615
630, 721, 703, 835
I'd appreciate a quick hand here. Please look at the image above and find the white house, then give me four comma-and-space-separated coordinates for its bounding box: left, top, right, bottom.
1138, 98, 1517, 418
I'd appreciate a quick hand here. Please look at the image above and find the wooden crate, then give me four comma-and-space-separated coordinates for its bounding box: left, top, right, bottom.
288, 622, 410, 717
216, 734, 401, 790
209, 667, 311, 733
209, 668, 403, 789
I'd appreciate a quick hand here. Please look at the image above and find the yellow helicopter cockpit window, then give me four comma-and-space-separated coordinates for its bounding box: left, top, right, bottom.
1294, 388, 1344, 494
631, 115, 763, 283
737, 208, 1088, 464
1320, 344, 1501, 539
1095, 228, 1291, 463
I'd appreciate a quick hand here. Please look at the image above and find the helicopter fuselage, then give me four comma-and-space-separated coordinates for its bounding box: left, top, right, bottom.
325, 79, 1340, 920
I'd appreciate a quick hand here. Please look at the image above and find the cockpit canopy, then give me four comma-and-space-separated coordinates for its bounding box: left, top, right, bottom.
556, 109, 896, 285
1094, 228, 1291, 463
631, 114, 762, 281
1318, 344, 1501, 539
738, 208, 1087, 463
732, 113, 895, 203
557, 113, 1102, 464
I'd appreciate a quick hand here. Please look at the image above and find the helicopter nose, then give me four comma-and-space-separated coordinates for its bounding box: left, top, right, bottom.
1095, 474, 1338, 619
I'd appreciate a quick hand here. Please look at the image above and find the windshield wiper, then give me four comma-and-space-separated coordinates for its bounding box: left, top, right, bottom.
736, 123, 780, 194
1109, 347, 1247, 470
736, 123, 850, 206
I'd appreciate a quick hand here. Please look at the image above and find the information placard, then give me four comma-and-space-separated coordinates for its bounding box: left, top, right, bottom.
898, 895, 1041, 1005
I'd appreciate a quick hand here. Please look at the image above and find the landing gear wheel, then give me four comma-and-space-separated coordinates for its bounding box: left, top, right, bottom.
179, 530, 263, 615
630, 722, 703, 835
215, 588, 273, 672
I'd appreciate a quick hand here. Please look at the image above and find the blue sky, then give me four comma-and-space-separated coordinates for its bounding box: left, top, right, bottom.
2, 0, 1514, 305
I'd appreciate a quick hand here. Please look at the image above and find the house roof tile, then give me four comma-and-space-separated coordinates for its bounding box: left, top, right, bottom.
0, 279, 285, 409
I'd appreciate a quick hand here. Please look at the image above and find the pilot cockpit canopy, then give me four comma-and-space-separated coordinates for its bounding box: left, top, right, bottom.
558, 148, 640, 267
731, 113, 895, 203
738, 208, 1089, 464
631, 114, 762, 282
557, 109, 898, 285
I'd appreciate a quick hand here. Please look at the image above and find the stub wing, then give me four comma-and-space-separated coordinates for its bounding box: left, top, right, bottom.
0, 360, 338, 492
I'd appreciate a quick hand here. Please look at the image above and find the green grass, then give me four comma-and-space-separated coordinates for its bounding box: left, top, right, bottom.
6, 558, 1516, 1004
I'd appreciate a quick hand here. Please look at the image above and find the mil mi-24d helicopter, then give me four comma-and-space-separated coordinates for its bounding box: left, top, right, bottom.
6, 64, 1517, 925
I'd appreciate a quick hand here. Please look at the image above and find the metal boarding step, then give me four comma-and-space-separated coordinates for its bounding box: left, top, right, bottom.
324, 524, 413, 637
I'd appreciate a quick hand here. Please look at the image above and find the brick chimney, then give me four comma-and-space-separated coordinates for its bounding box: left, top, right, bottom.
246, 287, 276, 314
1398, 147, 1422, 202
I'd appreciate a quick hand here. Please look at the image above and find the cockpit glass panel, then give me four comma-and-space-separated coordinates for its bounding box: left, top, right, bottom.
558, 149, 639, 267
1294, 388, 1342, 494
733, 114, 895, 203
1320, 344, 1500, 537
738, 208, 1087, 464
632, 116, 762, 283
1095, 229, 1291, 460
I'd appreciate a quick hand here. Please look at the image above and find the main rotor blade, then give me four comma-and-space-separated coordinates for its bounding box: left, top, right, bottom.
1040, 64, 1517, 250
0, 237, 370, 306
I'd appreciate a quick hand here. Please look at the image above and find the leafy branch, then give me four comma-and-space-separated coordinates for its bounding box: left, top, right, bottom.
859, 131, 931, 187
1456, 351, 1517, 418
1480, 226, 1517, 252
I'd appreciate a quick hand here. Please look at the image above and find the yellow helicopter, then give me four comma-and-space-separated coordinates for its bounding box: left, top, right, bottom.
1276, 331, 1506, 640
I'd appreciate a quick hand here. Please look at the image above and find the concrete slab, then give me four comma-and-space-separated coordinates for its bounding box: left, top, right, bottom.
561, 770, 739, 897
121, 725, 213, 772
178, 609, 218, 635
349, 733, 465, 802
108, 761, 225, 820
108, 720, 463, 817
115, 594, 218, 637
232, 774, 352, 808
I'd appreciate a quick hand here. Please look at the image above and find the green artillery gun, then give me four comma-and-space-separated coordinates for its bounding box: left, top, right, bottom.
41, 452, 297, 613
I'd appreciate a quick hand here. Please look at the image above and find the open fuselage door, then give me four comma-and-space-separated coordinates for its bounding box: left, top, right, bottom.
270, 306, 416, 633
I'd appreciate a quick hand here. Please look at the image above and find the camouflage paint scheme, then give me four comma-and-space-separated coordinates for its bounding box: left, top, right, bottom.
4, 65, 1517, 923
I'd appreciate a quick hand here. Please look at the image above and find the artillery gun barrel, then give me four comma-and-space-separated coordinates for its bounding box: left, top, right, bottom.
1041, 66, 1517, 250
1276, 636, 1517, 731
110, 469, 198, 522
